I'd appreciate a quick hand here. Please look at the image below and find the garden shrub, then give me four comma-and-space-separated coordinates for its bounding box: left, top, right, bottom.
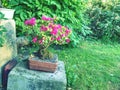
6, 0, 91, 47
87, 0, 120, 42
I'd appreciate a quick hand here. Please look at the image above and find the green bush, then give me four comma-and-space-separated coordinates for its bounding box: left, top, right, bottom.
7, 0, 91, 47
87, 0, 120, 42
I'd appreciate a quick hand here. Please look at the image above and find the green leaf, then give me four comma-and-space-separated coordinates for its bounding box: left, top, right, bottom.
0, 12, 5, 19
9, 0, 19, 6
51, 1, 61, 10
22, 1, 33, 8
20, 12, 26, 21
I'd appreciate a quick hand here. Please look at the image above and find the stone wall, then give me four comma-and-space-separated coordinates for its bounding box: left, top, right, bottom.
0, 20, 17, 86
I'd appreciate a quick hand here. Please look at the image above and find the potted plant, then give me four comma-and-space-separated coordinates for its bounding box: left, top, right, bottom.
24, 15, 72, 72
0, 1, 15, 19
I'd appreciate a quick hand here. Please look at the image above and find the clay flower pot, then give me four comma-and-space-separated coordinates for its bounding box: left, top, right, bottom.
28, 54, 58, 72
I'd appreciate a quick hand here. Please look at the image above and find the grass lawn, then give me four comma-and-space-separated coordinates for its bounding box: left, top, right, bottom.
51, 41, 120, 90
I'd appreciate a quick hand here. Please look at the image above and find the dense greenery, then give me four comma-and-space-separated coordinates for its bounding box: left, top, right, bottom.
51, 41, 120, 90
2, 0, 120, 43
4, 0, 91, 47
87, 0, 120, 42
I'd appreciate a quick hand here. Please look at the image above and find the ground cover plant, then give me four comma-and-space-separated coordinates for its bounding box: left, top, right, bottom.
51, 41, 120, 90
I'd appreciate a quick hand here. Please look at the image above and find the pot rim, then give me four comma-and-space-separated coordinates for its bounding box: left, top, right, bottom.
0, 8, 15, 12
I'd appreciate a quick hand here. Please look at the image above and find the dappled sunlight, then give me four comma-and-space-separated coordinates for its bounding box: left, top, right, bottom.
0, 45, 12, 67
102, 0, 107, 3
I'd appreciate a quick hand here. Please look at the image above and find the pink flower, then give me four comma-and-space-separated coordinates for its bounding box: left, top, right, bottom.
66, 38, 70, 43
50, 28, 58, 36
61, 34, 65, 37
56, 24, 62, 29
32, 37, 37, 43
40, 25, 48, 31
29, 18, 36, 26
48, 23, 54, 28
24, 20, 30, 25
41, 15, 53, 21
24, 17, 36, 26
56, 36, 61, 41
39, 39, 43, 44
65, 29, 71, 36
65, 29, 71, 34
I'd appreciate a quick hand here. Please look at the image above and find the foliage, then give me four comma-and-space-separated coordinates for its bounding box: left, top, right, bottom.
1, 0, 9, 7
51, 41, 120, 90
7, 0, 90, 47
87, 0, 120, 42
24, 16, 71, 59
0, 12, 7, 47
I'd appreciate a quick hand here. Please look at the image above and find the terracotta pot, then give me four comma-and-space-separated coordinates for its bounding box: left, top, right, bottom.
28, 55, 58, 72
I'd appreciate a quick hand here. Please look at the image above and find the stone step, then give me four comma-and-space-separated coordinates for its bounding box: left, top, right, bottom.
7, 60, 67, 90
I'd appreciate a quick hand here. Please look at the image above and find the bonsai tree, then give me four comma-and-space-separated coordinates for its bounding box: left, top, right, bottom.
24, 16, 72, 59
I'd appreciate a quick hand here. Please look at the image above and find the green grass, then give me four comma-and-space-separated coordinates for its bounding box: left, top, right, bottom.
51, 41, 120, 90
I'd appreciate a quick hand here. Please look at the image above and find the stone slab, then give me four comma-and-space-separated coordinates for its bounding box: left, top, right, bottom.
7, 61, 67, 90
0, 20, 17, 86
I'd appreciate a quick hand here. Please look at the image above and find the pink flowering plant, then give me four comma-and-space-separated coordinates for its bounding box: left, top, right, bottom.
24, 15, 71, 59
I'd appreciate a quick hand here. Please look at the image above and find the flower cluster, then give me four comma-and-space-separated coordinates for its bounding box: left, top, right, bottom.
25, 17, 36, 26
24, 15, 71, 50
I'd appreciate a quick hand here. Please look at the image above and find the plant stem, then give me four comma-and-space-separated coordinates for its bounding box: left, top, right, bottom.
43, 40, 53, 51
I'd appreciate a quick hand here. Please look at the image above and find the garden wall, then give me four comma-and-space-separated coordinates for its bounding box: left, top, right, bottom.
0, 20, 17, 86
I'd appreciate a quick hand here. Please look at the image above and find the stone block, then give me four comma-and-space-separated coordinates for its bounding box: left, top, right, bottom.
7, 61, 67, 90
0, 20, 17, 86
